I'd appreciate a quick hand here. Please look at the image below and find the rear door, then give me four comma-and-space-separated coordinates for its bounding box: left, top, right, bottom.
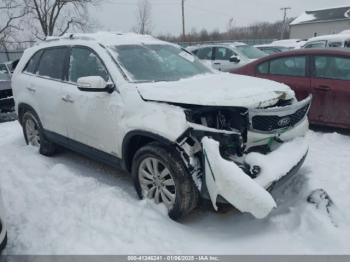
255, 55, 311, 101
310, 55, 350, 127
25, 47, 70, 135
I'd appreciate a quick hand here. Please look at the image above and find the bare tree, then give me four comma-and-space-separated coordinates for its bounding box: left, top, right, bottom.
0, 0, 27, 46
133, 0, 152, 35
23, 0, 99, 39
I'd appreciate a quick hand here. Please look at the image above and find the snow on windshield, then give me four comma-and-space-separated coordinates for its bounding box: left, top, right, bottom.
110, 44, 211, 82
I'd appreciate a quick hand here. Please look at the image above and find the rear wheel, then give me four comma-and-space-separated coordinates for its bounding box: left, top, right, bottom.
22, 111, 57, 156
132, 142, 199, 220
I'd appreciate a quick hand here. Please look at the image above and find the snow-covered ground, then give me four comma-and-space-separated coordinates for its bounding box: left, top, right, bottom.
1, 120, 350, 255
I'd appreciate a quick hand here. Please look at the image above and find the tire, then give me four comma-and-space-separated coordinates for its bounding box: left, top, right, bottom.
0, 233, 7, 254
132, 142, 199, 220
22, 110, 57, 156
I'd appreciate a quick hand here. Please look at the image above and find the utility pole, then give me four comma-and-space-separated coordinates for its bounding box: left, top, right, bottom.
182, 0, 186, 41
280, 7, 291, 39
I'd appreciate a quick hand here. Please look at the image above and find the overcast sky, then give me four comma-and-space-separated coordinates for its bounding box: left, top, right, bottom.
90, 0, 350, 35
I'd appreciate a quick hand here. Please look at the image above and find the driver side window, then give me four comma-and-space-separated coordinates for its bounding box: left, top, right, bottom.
69, 47, 110, 83
214, 47, 235, 61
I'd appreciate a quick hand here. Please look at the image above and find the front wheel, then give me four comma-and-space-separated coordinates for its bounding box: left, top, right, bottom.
132, 142, 199, 220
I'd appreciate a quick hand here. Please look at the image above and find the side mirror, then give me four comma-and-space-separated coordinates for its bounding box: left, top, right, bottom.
229, 55, 241, 63
77, 76, 115, 94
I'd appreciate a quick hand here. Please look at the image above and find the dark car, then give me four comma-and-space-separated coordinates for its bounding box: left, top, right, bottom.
0, 60, 17, 112
233, 49, 350, 129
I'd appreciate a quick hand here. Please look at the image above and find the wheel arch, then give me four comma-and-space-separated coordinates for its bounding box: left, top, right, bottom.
17, 103, 39, 126
122, 130, 176, 172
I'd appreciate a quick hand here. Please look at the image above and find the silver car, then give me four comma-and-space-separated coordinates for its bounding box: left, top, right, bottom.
188, 43, 267, 72
0, 188, 7, 253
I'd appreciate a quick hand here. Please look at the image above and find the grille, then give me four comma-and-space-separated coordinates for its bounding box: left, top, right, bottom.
252, 104, 309, 132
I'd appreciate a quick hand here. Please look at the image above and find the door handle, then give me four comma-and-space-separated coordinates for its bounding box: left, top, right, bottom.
26, 87, 36, 93
213, 62, 221, 65
62, 95, 74, 103
315, 85, 331, 92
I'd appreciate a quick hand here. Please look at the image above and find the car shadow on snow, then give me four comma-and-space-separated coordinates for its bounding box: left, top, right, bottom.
40, 145, 313, 229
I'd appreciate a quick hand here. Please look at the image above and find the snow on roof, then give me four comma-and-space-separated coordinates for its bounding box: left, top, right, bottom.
40, 31, 167, 47
340, 29, 350, 34
290, 6, 350, 26
306, 33, 350, 43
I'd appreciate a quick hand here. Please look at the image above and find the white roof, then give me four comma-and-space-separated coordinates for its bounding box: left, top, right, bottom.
306, 33, 350, 43
39, 31, 168, 47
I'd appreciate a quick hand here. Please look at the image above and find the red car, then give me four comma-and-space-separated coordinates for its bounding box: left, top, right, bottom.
234, 49, 350, 129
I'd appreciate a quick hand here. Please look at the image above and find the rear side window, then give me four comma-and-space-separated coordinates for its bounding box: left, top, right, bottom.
328, 42, 342, 48
24, 51, 43, 74
37, 47, 68, 80
69, 47, 109, 83
196, 47, 213, 60
270, 56, 306, 77
257, 62, 269, 74
304, 41, 326, 49
314, 56, 350, 81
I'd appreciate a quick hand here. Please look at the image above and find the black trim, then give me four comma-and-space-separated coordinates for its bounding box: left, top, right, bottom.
122, 130, 175, 171
44, 130, 123, 169
78, 83, 115, 94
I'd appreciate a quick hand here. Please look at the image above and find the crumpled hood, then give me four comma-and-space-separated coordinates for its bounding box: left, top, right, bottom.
136, 73, 294, 108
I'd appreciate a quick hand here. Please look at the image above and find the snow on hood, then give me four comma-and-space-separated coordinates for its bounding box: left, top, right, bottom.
136, 73, 294, 108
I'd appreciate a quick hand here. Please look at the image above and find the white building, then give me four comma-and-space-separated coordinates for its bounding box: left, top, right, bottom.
290, 6, 350, 39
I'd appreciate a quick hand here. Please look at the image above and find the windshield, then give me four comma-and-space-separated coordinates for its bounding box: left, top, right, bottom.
111, 44, 211, 82
236, 45, 267, 59
0, 64, 10, 81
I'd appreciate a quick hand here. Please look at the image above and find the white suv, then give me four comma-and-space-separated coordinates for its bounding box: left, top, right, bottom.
12, 32, 311, 220
188, 43, 267, 72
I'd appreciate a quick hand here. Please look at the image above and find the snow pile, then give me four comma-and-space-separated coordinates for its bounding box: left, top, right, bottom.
245, 137, 308, 188
202, 137, 276, 219
1, 122, 350, 254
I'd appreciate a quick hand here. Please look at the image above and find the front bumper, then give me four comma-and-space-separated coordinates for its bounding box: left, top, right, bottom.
202, 136, 308, 218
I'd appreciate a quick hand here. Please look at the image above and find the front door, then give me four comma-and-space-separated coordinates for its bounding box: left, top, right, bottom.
61, 46, 121, 155
310, 55, 350, 127
213, 47, 239, 72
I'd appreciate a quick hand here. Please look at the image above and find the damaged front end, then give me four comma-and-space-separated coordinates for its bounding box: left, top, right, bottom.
176, 96, 312, 218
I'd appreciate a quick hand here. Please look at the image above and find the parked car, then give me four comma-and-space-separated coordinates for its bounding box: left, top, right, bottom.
0, 188, 7, 253
255, 45, 290, 55
0, 60, 18, 112
12, 32, 310, 220
303, 34, 350, 49
187, 43, 267, 72
267, 39, 307, 49
234, 48, 350, 129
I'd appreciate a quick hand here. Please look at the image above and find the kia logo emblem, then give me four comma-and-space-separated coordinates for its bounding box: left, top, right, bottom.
278, 117, 291, 127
